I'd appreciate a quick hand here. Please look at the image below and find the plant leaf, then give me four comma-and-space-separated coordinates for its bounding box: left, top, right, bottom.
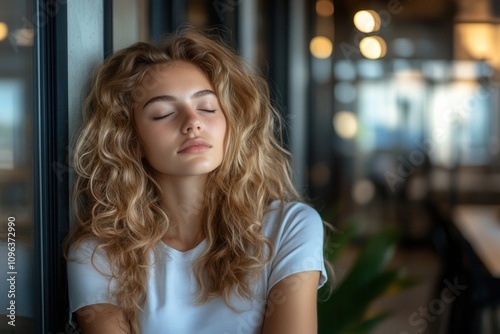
345, 229, 399, 286
344, 311, 390, 334
318, 269, 402, 332
325, 222, 359, 263
318, 228, 402, 333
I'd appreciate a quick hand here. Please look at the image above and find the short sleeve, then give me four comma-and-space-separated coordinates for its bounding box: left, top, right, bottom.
267, 202, 328, 293
67, 240, 117, 328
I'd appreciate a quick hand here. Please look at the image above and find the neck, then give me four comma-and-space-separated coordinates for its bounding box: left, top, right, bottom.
158, 175, 207, 251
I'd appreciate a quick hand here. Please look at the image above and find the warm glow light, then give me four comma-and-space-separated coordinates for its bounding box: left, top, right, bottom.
316, 0, 334, 17
13, 28, 34, 46
454, 23, 500, 72
0, 22, 8, 41
310, 36, 333, 59
359, 36, 387, 59
333, 111, 358, 139
353, 10, 381, 33
352, 179, 375, 205
455, 23, 495, 60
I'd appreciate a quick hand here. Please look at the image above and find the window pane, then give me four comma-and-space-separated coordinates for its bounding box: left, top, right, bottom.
0, 0, 35, 332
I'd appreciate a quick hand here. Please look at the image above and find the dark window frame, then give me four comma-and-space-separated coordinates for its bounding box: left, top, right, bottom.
34, 0, 69, 332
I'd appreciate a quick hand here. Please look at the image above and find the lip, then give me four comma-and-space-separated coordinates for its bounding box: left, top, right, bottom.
177, 137, 212, 153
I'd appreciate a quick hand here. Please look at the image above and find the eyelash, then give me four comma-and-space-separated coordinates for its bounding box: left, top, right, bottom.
152, 109, 215, 120
152, 113, 173, 120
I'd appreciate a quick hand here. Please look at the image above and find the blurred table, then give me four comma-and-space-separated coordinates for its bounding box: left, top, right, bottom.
453, 205, 500, 278
425, 168, 500, 205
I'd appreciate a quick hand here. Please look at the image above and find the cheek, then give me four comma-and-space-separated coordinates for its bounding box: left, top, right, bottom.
137, 127, 153, 151
138, 126, 164, 155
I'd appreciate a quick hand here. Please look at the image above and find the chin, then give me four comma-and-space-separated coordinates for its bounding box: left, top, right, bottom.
177, 164, 221, 176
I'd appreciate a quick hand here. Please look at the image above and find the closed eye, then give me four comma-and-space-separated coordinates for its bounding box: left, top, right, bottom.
199, 109, 216, 113
152, 113, 173, 120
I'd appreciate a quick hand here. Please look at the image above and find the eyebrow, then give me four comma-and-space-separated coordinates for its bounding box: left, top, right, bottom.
142, 89, 216, 109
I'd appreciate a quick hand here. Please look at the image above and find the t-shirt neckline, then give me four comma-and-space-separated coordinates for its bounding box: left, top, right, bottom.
158, 238, 207, 262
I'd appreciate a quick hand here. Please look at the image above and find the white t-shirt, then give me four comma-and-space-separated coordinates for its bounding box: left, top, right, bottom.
67, 201, 327, 333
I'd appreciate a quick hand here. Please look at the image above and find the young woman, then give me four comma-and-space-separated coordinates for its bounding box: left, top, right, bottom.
64, 29, 327, 334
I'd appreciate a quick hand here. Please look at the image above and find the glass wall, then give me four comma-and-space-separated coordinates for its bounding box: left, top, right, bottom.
0, 0, 35, 332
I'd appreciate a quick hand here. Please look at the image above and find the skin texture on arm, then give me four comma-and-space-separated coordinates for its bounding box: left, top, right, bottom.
261, 271, 321, 334
76, 304, 131, 334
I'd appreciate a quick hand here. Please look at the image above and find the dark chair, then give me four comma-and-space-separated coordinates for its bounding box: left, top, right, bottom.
429, 202, 500, 334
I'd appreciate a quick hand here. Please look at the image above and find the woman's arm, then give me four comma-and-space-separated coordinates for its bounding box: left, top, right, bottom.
261, 271, 321, 334
76, 304, 131, 334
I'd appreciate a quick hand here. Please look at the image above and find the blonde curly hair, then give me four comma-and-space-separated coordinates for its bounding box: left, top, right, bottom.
63, 29, 301, 333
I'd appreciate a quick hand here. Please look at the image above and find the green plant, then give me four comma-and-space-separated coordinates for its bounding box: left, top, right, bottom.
318, 224, 418, 334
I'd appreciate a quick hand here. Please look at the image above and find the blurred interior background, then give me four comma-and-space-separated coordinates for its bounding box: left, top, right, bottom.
1, 0, 500, 333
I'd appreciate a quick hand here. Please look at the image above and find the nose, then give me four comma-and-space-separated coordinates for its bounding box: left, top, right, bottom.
181, 108, 203, 134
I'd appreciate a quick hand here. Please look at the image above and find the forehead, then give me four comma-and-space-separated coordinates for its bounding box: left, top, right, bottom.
147, 61, 211, 89
132, 61, 214, 108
